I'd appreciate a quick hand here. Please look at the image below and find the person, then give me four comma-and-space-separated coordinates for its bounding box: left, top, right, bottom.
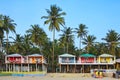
95, 71, 99, 78
99, 71, 103, 78
92, 70, 96, 78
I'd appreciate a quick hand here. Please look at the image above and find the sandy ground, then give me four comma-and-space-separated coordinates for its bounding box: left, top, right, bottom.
0, 73, 119, 80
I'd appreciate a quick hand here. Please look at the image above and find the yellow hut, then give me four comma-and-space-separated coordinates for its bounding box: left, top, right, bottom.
98, 53, 116, 69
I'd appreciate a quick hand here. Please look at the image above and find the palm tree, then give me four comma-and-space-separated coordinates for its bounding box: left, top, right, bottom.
82, 35, 96, 53
22, 34, 31, 55
75, 24, 88, 51
0, 14, 4, 52
60, 27, 74, 53
41, 5, 66, 72
26, 24, 47, 53
102, 30, 120, 55
9, 34, 24, 54
3, 15, 16, 54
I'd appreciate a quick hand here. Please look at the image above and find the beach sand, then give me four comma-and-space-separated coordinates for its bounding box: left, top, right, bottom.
0, 73, 118, 80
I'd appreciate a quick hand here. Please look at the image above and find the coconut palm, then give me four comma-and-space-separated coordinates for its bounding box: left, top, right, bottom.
41, 5, 66, 72
82, 35, 96, 53
22, 34, 32, 55
0, 14, 4, 52
102, 30, 120, 55
9, 34, 24, 54
75, 24, 88, 51
60, 27, 74, 53
3, 15, 16, 54
26, 24, 47, 53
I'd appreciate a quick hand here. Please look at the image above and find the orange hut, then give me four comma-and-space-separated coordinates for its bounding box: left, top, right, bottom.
27, 54, 47, 72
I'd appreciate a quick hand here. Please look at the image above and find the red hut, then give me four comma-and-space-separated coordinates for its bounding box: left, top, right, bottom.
5, 53, 23, 64
77, 53, 96, 63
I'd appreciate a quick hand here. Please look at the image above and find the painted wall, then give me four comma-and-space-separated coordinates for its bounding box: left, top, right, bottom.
99, 57, 113, 63
7, 57, 22, 63
60, 57, 75, 63
28, 57, 42, 63
78, 57, 95, 63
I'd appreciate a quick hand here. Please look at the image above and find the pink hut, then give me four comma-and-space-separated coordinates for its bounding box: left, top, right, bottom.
5, 53, 23, 64
5, 53, 23, 72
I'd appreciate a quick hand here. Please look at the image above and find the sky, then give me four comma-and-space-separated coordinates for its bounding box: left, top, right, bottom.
0, 0, 120, 48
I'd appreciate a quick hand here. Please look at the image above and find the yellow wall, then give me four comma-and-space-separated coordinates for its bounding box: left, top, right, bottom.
100, 57, 113, 63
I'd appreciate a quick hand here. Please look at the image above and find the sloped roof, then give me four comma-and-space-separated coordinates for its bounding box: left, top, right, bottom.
28, 54, 43, 57
99, 54, 114, 57
59, 53, 75, 57
80, 53, 95, 57
7, 53, 22, 57
116, 58, 120, 63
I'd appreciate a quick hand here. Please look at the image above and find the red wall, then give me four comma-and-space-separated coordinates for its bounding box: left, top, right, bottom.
8, 57, 22, 63
78, 57, 94, 63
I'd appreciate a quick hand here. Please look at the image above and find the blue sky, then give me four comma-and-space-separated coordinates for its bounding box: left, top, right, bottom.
0, 0, 120, 48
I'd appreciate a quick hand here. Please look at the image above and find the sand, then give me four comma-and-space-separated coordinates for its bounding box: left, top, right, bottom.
0, 73, 118, 80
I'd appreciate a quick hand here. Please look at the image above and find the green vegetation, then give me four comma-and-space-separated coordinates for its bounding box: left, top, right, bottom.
0, 4, 120, 72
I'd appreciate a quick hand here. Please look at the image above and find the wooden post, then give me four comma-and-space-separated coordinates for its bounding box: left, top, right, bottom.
90, 65, 91, 73
82, 64, 84, 73
36, 63, 37, 72
67, 64, 69, 72
28, 63, 29, 72
107, 64, 108, 69
21, 63, 22, 72
60, 64, 61, 72
74, 64, 76, 73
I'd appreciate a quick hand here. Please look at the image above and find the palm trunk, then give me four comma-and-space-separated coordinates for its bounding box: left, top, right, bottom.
0, 39, 2, 52
6, 33, 9, 54
39, 43, 42, 53
67, 42, 68, 53
79, 37, 81, 53
52, 28, 55, 72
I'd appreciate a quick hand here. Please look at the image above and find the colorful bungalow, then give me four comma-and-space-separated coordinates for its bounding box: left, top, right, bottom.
77, 53, 96, 63
116, 58, 120, 70
76, 53, 96, 73
5, 53, 23, 72
27, 54, 47, 72
5, 53, 47, 72
58, 53, 76, 73
96, 54, 116, 69
98, 54, 116, 63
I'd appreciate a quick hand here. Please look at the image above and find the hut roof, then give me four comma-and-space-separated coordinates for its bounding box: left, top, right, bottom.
59, 53, 75, 57
116, 58, 120, 63
80, 53, 95, 57
6, 53, 22, 57
28, 54, 43, 57
99, 54, 114, 57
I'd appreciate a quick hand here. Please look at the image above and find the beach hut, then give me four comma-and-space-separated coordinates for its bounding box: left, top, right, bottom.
27, 54, 47, 72
58, 53, 76, 73
78, 53, 96, 63
98, 54, 115, 63
5, 53, 23, 72
116, 58, 120, 70
77, 53, 96, 73
98, 54, 116, 69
